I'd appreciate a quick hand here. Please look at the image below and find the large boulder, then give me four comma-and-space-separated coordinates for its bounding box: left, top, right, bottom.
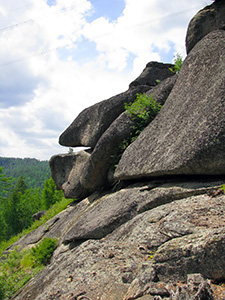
114, 30, 225, 181
80, 75, 177, 190
129, 61, 174, 88
49, 150, 91, 199
59, 62, 174, 148
186, 0, 225, 54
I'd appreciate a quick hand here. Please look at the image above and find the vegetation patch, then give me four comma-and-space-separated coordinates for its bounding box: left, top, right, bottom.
0, 164, 74, 250
169, 53, 183, 74
0, 238, 57, 300
0, 157, 50, 190
0, 196, 74, 257
124, 93, 162, 143
112, 93, 162, 169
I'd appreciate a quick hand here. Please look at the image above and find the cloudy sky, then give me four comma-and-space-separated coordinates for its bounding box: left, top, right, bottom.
0, 0, 211, 160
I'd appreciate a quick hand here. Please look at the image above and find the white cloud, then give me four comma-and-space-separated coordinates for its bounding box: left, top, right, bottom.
0, 0, 211, 160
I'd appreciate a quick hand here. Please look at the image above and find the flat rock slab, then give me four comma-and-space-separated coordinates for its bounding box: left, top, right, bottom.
107, 192, 225, 250
115, 30, 225, 181
12, 240, 147, 300
63, 180, 223, 244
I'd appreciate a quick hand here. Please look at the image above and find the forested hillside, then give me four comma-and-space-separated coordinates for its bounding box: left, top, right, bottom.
0, 157, 50, 189
0, 166, 65, 243
0, 157, 65, 244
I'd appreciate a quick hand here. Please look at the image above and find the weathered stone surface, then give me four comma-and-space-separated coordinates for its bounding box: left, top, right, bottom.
80, 75, 177, 190
59, 85, 150, 148
124, 273, 214, 300
153, 227, 225, 282
12, 192, 225, 300
107, 192, 225, 250
63, 180, 223, 244
115, 30, 225, 181
49, 150, 91, 199
59, 62, 174, 149
12, 240, 147, 300
118, 194, 225, 300
6, 199, 90, 252
186, 1, 225, 54
9, 180, 223, 250
129, 62, 174, 88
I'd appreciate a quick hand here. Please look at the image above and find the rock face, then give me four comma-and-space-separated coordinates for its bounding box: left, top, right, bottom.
12, 188, 225, 300
186, 0, 225, 53
115, 30, 225, 181
129, 61, 174, 88
10, 2, 225, 300
32, 210, 46, 222
59, 62, 174, 149
80, 75, 177, 190
50, 150, 92, 199
53, 70, 177, 196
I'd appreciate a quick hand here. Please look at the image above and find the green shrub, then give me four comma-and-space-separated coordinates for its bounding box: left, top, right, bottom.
0, 248, 34, 299
0, 238, 57, 299
30, 238, 58, 266
169, 53, 183, 74
124, 93, 162, 144
112, 93, 162, 170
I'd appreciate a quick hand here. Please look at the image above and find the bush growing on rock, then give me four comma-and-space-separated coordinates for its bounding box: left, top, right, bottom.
124, 93, 162, 144
169, 53, 183, 74
112, 93, 162, 169
30, 237, 58, 266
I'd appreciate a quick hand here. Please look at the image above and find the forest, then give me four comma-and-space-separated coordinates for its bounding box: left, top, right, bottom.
0, 157, 65, 244
0, 157, 50, 189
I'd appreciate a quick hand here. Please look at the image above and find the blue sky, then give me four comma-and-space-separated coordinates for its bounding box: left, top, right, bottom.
0, 0, 212, 160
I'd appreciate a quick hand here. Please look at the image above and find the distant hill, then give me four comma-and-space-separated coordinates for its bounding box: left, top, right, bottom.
0, 157, 50, 189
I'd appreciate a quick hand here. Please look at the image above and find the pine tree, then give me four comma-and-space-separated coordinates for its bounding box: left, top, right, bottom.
42, 178, 63, 210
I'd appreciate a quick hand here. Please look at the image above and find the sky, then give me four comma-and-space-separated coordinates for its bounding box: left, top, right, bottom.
0, 0, 212, 161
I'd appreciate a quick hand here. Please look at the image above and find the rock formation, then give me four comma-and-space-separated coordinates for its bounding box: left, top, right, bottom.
115, 30, 225, 180
186, 0, 225, 53
11, 2, 225, 300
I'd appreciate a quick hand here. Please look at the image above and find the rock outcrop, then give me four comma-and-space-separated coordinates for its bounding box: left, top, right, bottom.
59, 62, 174, 149
186, 0, 225, 53
10, 2, 225, 300
115, 30, 225, 181
51, 67, 176, 197
80, 75, 177, 191
12, 187, 225, 300
50, 149, 92, 199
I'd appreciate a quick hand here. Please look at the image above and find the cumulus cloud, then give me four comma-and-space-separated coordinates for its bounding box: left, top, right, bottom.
0, 0, 211, 160
82, 0, 210, 75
